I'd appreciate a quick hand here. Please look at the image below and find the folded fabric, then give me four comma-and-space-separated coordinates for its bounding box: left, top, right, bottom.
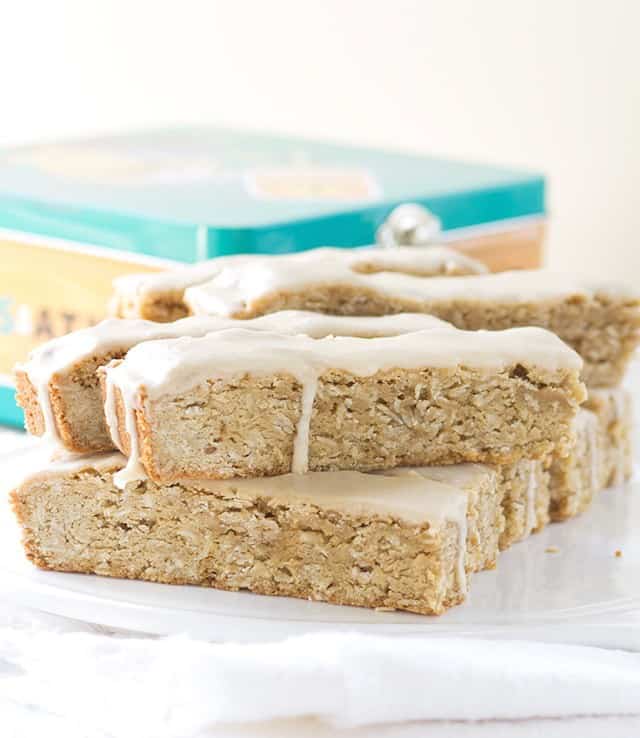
1, 630, 639, 738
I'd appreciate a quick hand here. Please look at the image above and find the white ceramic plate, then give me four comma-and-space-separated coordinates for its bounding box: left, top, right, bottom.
1, 432, 639, 647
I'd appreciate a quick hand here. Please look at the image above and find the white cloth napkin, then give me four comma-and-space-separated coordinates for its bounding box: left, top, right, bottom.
1, 624, 640, 738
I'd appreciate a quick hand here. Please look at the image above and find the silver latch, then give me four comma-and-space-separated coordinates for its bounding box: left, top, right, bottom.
376, 203, 442, 249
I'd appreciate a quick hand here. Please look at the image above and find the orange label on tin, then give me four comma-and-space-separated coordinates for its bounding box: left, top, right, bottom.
246, 168, 380, 201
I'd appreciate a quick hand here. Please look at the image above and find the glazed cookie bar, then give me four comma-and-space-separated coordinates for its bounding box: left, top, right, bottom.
111, 246, 487, 322
548, 390, 633, 521
380, 465, 502, 573
383, 459, 549, 553
496, 461, 550, 549
10, 451, 504, 616
102, 326, 585, 485
548, 408, 600, 522
111, 253, 248, 322
584, 387, 634, 489
184, 254, 640, 387
15, 311, 448, 453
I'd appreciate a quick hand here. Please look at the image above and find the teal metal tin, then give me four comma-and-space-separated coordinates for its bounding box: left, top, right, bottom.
0, 384, 23, 429
0, 128, 545, 429
0, 128, 545, 263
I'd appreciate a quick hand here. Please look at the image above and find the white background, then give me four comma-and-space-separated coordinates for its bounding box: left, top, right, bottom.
1, 0, 638, 279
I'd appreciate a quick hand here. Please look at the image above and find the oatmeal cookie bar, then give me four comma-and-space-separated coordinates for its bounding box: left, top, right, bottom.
383, 459, 549, 554
387, 460, 549, 551
16, 312, 447, 453
548, 390, 633, 521
101, 326, 585, 485
184, 255, 639, 387
548, 408, 600, 522
495, 461, 550, 548
584, 388, 634, 489
111, 246, 486, 322
11, 450, 503, 616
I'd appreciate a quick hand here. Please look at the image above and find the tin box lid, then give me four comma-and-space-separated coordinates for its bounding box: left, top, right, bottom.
0, 128, 544, 263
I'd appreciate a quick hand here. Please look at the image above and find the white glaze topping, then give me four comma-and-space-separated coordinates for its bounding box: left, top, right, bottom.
342, 245, 486, 276
388, 463, 494, 491
185, 258, 637, 318
5, 444, 125, 495
17, 311, 449, 442
108, 325, 583, 399
254, 310, 451, 338
112, 254, 250, 299
113, 245, 487, 301
104, 325, 582, 488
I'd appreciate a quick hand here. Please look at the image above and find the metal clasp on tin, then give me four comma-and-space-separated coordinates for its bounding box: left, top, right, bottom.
376, 203, 442, 249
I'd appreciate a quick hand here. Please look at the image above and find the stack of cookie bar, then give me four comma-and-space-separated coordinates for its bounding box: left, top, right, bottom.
11, 246, 639, 615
